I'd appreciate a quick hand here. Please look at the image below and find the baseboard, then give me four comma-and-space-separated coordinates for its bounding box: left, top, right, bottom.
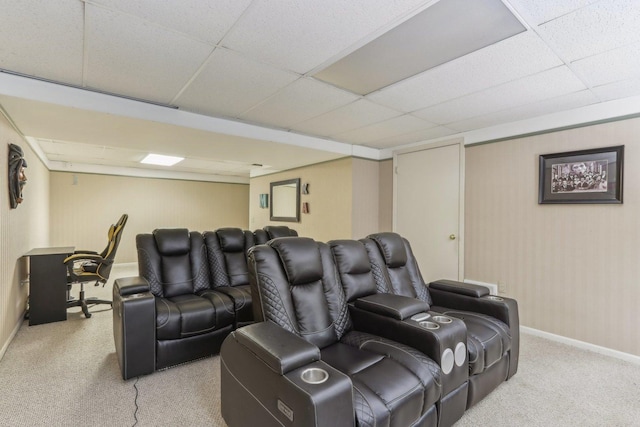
521, 326, 640, 365
0, 313, 25, 362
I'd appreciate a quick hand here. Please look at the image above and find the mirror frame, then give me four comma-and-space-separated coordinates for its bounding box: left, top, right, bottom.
270, 178, 300, 222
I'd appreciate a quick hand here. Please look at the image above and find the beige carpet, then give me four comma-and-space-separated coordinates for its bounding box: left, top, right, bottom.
1, 265, 639, 426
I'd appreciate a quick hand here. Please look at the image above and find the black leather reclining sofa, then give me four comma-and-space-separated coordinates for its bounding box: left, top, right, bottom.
112, 227, 255, 379
221, 234, 519, 426
113, 225, 299, 379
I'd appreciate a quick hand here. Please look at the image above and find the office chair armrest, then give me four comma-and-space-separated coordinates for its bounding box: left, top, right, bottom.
63, 253, 104, 264
73, 249, 98, 255
114, 276, 150, 296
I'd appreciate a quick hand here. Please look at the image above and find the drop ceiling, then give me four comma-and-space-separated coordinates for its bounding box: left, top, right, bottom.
1, 0, 639, 183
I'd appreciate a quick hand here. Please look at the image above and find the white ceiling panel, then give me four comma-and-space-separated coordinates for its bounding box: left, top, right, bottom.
571, 42, 640, 87
290, 99, 402, 137
85, 5, 214, 104
537, 0, 640, 62
447, 90, 599, 132
367, 31, 563, 112
174, 48, 299, 119
0, 0, 84, 85
507, 0, 600, 26
335, 114, 437, 144
413, 66, 587, 124
591, 78, 640, 102
239, 77, 359, 129
221, 0, 430, 74
365, 126, 458, 149
89, 0, 252, 45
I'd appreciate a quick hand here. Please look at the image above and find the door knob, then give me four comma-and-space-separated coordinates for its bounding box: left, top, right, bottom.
449, 234, 456, 240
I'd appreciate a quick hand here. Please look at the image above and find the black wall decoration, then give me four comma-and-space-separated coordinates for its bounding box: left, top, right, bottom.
8, 143, 28, 209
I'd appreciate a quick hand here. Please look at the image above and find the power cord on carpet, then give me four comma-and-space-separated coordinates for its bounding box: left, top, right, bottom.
132, 376, 140, 427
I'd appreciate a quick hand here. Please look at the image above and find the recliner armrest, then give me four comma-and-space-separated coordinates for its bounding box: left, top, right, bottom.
114, 276, 150, 296
354, 293, 428, 320
429, 279, 490, 297
236, 321, 320, 375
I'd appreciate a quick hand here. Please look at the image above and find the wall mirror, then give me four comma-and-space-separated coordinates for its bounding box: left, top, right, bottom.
270, 178, 300, 222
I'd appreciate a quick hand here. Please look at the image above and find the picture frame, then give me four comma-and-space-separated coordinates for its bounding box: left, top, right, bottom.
538, 145, 623, 204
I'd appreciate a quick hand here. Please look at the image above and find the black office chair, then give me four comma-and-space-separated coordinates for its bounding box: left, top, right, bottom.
65, 214, 128, 318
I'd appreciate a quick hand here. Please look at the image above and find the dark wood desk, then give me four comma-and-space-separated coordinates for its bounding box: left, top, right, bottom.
24, 246, 74, 326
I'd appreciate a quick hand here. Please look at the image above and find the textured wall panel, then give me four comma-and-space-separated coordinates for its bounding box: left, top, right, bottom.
465, 117, 640, 356
49, 173, 249, 264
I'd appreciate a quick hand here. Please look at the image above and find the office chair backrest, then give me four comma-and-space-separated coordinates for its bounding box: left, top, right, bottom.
95, 214, 128, 280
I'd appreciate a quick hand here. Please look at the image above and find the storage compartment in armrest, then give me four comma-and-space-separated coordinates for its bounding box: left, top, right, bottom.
354, 293, 429, 320
235, 322, 320, 375
429, 279, 490, 298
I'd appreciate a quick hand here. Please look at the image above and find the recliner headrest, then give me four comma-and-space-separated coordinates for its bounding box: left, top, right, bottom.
369, 232, 407, 268
265, 226, 296, 239
216, 228, 245, 252
270, 237, 322, 285
330, 240, 371, 275
153, 228, 190, 256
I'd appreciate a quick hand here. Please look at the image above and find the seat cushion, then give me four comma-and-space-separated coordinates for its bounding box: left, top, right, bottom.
216, 285, 253, 325
156, 292, 234, 340
322, 331, 441, 427
433, 308, 511, 374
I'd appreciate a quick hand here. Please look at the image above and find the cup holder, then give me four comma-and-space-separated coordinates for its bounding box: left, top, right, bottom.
419, 321, 440, 330
432, 315, 452, 324
301, 368, 329, 384
486, 296, 504, 301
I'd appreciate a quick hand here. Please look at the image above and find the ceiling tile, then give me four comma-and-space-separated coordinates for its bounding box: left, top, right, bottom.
222, 0, 430, 74
174, 48, 299, 119
0, 0, 84, 85
290, 99, 402, 137
85, 5, 214, 104
507, 0, 599, 25
413, 66, 587, 124
591, 78, 640, 102
365, 126, 458, 149
90, 0, 252, 44
367, 31, 563, 112
239, 77, 359, 128
537, 0, 640, 62
571, 42, 640, 87
447, 90, 600, 132
335, 114, 436, 144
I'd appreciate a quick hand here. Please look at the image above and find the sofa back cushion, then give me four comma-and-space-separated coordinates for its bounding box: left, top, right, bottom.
204, 228, 254, 288
136, 229, 209, 298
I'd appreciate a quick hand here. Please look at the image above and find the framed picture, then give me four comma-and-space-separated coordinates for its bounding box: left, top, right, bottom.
539, 145, 623, 204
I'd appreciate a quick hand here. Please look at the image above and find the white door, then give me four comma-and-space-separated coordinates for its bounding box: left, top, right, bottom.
394, 142, 462, 283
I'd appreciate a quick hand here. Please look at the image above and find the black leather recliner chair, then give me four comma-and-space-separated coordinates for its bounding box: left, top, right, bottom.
203, 228, 255, 328
329, 239, 469, 427
221, 237, 442, 427
362, 232, 519, 408
113, 229, 235, 379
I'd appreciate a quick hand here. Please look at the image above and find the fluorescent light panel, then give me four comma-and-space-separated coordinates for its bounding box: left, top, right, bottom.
314, 0, 526, 95
140, 153, 184, 166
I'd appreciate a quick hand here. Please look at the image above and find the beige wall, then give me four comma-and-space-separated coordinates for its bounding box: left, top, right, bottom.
250, 157, 392, 241
0, 114, 50, 357
465, 117, 640, 356
50, 172, 249, 263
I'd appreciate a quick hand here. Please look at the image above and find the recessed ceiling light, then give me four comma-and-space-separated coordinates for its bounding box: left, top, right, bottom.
140, 153, 184, 166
